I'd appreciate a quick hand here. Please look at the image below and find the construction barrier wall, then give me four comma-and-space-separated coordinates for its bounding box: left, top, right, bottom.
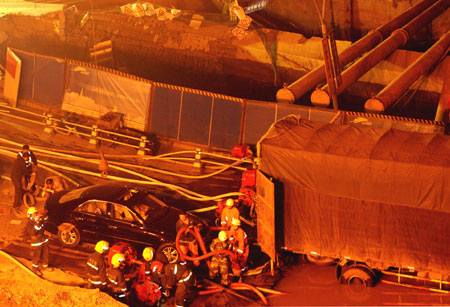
62, 62, 151, 131
9, 48, 446, 151
14, 49, 65, 108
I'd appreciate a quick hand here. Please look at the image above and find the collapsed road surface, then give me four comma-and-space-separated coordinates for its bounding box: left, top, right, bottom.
2, 104, 450, 306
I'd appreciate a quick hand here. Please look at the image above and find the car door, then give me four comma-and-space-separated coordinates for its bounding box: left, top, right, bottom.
107, 202, 164, 248
71, 200, 112, 242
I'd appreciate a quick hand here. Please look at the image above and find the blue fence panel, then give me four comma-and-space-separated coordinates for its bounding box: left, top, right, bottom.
276, 104, 312, 121
179, 92, 212, 145
243, 101, 276, 145
150, 86, 182, 138
210, 98, 243, 149
14, 50, 34, 100
34, 55, 66, 108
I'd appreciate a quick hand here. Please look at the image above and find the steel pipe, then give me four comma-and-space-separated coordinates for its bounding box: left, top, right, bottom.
276, 0, 439, 104
311, 0, 450, 107
365, 31, 450, 113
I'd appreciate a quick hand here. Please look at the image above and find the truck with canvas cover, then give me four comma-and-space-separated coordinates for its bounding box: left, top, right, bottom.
255, 115, 450, 290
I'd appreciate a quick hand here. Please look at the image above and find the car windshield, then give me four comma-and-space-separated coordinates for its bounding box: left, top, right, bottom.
59, 186, 91, 204
131, 193, 168, 223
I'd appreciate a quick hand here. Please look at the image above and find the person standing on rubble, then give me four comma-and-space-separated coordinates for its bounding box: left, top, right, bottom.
228, 218, 249, 280
160, 261, 194, 307
86, 240, 109, 289
24, 206, 50, 275
176, 212, 200, 266
11, 151, 30, 215
221, 198, 240, 229
209, 230, 231, 286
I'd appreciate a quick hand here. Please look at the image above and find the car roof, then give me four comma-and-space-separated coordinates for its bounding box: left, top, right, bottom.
65, 183, 129, 203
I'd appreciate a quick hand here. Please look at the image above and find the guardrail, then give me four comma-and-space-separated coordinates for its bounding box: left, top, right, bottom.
0, 104, 151, 155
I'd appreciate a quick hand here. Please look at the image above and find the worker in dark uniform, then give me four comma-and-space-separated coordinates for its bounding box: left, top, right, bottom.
17, 144, 38, 171
176, 212, 200, 266
24, 206, 50, 275
10, 151, 30, 214
142, 247, 155, 280
160, 262, 194, 307
107, 253, 128, 301
209, 230, 231, 286
86, 240, 109, 289
17, 144, 38, 194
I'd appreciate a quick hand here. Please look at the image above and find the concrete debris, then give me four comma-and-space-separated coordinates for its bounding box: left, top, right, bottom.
189, 14, 204, 29
120, 2, 182, 21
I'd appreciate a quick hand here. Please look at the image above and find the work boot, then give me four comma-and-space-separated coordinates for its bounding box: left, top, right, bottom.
31, 266, 42, 276
42, 266, 54, 272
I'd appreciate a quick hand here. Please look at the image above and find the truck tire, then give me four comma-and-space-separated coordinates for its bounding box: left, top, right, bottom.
306, 254, 336, 266
340, 265, 376, 287
57, 223, 81, 247
156, 243, 178, 264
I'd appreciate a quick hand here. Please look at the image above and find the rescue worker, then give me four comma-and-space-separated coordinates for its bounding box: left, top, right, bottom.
40, 176, 68, 200
142, 247, 155, 278
209, 230, 230, 286
17, 144, 38, 171
86, 240, 109, 289
176, 212, 200, 266
228, 218, 249, 279
17, 144, 38, 194
160, 261, 194, 307
10, 151, 30, 214
107, 253, 128, 301
220, 198, 240, 229
24, 206, 50, 275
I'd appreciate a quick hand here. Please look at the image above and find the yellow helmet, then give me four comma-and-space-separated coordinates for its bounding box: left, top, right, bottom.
111, 253, 125, 268
142, 247, 155, 261
231, 218, 241, 226
218, 230, 227, 242
225, 198, 234, 207
95, 240, 109, 254
26, 206, 37, 218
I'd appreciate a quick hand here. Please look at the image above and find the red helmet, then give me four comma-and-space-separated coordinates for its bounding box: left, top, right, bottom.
151, 261, 164, 273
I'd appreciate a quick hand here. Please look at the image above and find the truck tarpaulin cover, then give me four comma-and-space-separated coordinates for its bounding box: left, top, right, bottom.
257, 115, 450, 275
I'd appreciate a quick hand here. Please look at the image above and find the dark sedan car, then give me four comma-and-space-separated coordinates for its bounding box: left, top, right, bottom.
44, 183, 208, 263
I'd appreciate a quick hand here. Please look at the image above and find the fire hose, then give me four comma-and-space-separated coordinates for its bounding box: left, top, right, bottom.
175, 226, 236, 268
175, 227, 271, 304
199, 282, 269, 305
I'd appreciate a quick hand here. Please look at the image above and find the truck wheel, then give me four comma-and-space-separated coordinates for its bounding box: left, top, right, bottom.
57, 223, 80, 247
156, 243, 178, 264
306, 254, 336, 266
340, 266, 376, 287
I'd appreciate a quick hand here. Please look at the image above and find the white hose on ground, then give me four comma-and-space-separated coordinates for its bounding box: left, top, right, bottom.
0, 148, 243, 202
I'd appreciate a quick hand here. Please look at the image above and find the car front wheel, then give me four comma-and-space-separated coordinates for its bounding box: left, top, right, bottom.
156, 243, 178, 264
57, 223, 81, 247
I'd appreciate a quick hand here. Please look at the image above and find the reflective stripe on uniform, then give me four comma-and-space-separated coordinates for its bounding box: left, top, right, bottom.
31, 238, 48, 246
88, 279, 102, 285
179, 271, 192, 283
87, 262, 99, 270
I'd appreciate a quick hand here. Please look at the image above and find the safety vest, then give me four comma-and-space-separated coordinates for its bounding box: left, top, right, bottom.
18, 151, 33, 168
